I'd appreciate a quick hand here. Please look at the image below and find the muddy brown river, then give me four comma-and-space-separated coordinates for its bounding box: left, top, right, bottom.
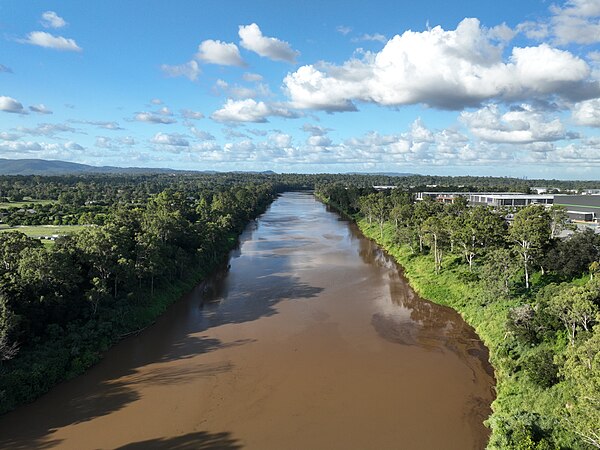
0, 192, 495, 450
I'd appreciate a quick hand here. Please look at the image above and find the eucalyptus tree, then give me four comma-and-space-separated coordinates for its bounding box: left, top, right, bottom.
549, 284, 598, 345
423, 216, 449, 273
370, 192, 390, 241
479, 248, 519, 300
455, 206, 507, 271
509, 205, 551, 289
389, 202, 413, 231
412, 197, 443, 253
560, 325, 600, 449
358, 193, 376, 225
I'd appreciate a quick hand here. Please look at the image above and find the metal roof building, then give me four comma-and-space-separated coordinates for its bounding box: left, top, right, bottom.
416, 192, 554, 207
554, 195, 600, 223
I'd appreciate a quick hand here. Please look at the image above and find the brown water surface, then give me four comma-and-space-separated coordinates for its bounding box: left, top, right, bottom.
0, 192, 494, 450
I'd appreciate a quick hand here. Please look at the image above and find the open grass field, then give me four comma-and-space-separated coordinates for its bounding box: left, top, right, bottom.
0, 224, 87, 238
0, 199, 54, 209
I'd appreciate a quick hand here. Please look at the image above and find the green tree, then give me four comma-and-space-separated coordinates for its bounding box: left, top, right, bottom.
455, 206, 506, 271
423, 216, 449, 273
370, 193, 390, 241
591, 261, 600, 281
412, 198, 443, 253
548, 205, 573, 239
549, 284, 598, 345
543, 229, 600, 279
358, 193, 376, 225
509, 205, 551, 289
0, 294, 18, 363
480, 248, 519, 300
561, 326, 600, 448
0, 232, 42, 274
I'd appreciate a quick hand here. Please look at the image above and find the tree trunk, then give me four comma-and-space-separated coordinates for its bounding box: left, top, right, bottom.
433, 233, 440, 273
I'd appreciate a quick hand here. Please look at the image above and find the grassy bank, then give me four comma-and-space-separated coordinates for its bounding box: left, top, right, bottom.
319, 194, 586, 449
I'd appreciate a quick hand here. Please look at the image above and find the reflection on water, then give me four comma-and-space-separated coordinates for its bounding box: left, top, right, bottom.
0, 191, 494, 450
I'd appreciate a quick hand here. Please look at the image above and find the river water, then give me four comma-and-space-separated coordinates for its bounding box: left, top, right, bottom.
0, 192, 494, 450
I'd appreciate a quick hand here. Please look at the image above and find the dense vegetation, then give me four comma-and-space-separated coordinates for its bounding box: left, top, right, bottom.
316, 183, 600, 450
0, 175, 279, 414
1, 171, 599, 446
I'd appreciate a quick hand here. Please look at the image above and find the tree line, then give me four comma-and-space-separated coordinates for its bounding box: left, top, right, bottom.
0, 179, 277, 414
317, 183, 600, 450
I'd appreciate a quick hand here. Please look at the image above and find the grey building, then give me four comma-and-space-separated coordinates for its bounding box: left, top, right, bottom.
467, 193, 554, 207
416, 192, 554, 207
554, 195, 600, 223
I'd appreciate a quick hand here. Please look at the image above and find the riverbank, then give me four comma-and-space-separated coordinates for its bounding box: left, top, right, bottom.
318, 194, 584, 450
0, 182, 277, 417
0, 234, 241, 415
0, 191, 495, 450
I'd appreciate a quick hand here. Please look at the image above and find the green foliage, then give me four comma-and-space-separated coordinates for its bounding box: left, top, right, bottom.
509, 205, 552, 290
318, 185, 599, 450
0, 294, 18, 363
522, 347, 559, 389
560, 326, 600, 448
543, 229, 600, 280
0, 175, 279, 415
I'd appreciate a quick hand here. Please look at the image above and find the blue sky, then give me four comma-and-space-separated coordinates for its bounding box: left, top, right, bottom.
2, 0, 600, 179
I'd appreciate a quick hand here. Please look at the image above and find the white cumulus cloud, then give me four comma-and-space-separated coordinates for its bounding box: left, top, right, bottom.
573, 98, 600, 126
284, 18, 596, 111
21, 31, 81, 52
461, 104, 569, 143
29, 104, 53, 114
211, 98, 298, 123
17, 123, 75, 136
0, 96, 26, 114
181, 109, 204, 120
151, 132, 190, 146
239, 23, 299, 63
196, 40, 245, 66
160, 60, 201, 81
41, 11, 67, 29
134, 112, 176, 124
517, 0, 600, 45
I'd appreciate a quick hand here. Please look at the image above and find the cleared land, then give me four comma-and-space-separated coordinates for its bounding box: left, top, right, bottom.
0, 199, 54, 209
0, 225, 88, 238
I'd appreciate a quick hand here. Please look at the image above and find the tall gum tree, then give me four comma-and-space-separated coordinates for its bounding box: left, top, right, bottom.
509, 205, 551, 289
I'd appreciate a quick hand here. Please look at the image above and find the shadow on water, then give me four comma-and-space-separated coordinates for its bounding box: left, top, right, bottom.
114, 431, 242, 450
0, 192, 494, 449
0, 335, 241, 450
348, 220, 494, 381
0, 195, 325, 450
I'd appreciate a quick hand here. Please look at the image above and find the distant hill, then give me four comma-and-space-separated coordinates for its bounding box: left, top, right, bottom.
0, 159, 210, 176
